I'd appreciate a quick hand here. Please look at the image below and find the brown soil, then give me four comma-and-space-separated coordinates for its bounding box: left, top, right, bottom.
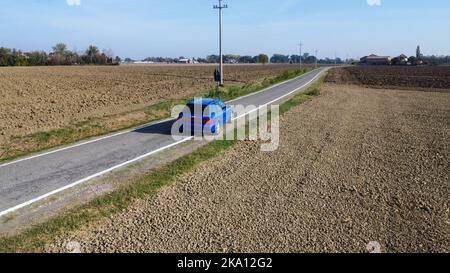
0, 64, 296, 140
0, 64, 299, 160
48, 83, 450, 253
326, 66, 450, 91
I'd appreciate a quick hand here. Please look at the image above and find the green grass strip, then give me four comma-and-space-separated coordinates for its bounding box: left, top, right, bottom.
0, 73, 326, 253
0, 68, 313, 164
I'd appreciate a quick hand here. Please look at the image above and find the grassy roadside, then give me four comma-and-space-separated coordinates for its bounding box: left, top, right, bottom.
279, 74, 324, 114
0, 68, 313, 163
1, 100, 185, 163
207, 69, 313, 101
0, 73, 326, 253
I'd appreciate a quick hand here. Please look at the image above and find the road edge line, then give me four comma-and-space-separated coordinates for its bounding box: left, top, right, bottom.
0, 68, 326, 218
0, 69, 319, 169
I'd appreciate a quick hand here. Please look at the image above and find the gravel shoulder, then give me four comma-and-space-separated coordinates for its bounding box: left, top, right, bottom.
49, 83, 450, 253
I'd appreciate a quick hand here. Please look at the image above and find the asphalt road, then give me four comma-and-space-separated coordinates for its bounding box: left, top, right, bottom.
0, 68, 327, 217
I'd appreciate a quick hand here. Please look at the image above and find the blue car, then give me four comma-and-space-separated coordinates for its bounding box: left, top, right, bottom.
177, 98, 233, 135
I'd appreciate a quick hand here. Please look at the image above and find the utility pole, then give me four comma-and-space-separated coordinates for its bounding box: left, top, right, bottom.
298, 42, 303, 69
214, 0, 228, 86
315, 49, 318, 69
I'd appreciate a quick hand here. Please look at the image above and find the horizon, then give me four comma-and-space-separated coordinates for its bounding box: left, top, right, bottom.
1, 0, 449, 60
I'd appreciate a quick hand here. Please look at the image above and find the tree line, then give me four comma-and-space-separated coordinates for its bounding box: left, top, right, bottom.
124, 54, 271, 64
0, 43, 121, 67
201, 53, 333, 64
201, 54, 270, 64
135, 53, 340, 65
421, 55, 450, 66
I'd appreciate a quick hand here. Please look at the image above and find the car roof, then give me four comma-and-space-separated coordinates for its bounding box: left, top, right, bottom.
187, 98, 221, 106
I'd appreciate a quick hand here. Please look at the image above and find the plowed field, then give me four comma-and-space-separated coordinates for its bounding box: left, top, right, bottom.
0, 64, 297, 147
326, 66, 450, 91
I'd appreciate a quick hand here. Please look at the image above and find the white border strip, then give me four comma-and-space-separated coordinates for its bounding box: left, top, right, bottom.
226, 68, 318, 103
0, 118, 174, 169
234, 68, 325, 119
0, 137, 193, 217
0, 68, 326, 217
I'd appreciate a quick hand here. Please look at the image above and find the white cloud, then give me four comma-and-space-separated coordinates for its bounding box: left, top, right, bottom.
367, 0, 381, 6
66, 0, 81, 6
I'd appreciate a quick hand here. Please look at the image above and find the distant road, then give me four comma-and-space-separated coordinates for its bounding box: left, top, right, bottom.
0, 67, 327, 217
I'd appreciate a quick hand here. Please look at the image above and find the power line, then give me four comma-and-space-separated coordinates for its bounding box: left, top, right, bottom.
298, 42, 303, 69
213, 0, 228, 86
315, 49, 318, 69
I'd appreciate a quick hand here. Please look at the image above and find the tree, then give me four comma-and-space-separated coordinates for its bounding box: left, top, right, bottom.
206, 55, 220, 63
10, 49, 28, 66
103, 49, 115, 64
52, 43, 68, 55
52, 43, 69, 65
270, 54, 289, 63
223, 54, 240, 64
85, 45, 100, 64
304, 55, 317, 64
27, 51, 48, 66
0, 47, 12, 66
124, 58, 134, 63
196, 58, 207, 63
238, 56, 254, 63
86, 45, 100, 56
258, 54, 269, 65
0, 44, 123, 67
408, 56, 418, 66
65, 51, 79, 65
290, 55, 301, 64
416, 45, 422, 60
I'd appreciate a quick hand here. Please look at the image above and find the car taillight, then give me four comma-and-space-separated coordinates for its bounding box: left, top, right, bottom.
203, 118, 214, 125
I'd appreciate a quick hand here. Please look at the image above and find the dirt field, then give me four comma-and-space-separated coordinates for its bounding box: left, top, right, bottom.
327, 66, 450, 91
0, 64, 296, 142
48, 77, 450, 253
0, 64, 303, 161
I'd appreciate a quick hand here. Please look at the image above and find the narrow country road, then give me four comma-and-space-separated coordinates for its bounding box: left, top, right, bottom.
48, 83, 449, 253
0, 68, 327, 217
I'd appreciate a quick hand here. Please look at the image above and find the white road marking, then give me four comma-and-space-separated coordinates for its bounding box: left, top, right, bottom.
0, 69, 318, 169
226, 69, 317, 103
0, 68, 326, 217
234, 69, 325, 119
0, 137, 193, 217
0, 117, 174, 169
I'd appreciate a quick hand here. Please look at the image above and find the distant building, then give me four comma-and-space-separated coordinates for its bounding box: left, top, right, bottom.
133, 61, 154, 64
360, 54, 391, 65
177, 58, 192, 64
391, 54, 408, 65
224, 59, 238, 64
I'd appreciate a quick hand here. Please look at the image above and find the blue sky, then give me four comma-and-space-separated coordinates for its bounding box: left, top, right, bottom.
0, 0, 449, 59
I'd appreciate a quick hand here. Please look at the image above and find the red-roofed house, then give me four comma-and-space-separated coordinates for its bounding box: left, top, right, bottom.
360, 54, 391, 65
